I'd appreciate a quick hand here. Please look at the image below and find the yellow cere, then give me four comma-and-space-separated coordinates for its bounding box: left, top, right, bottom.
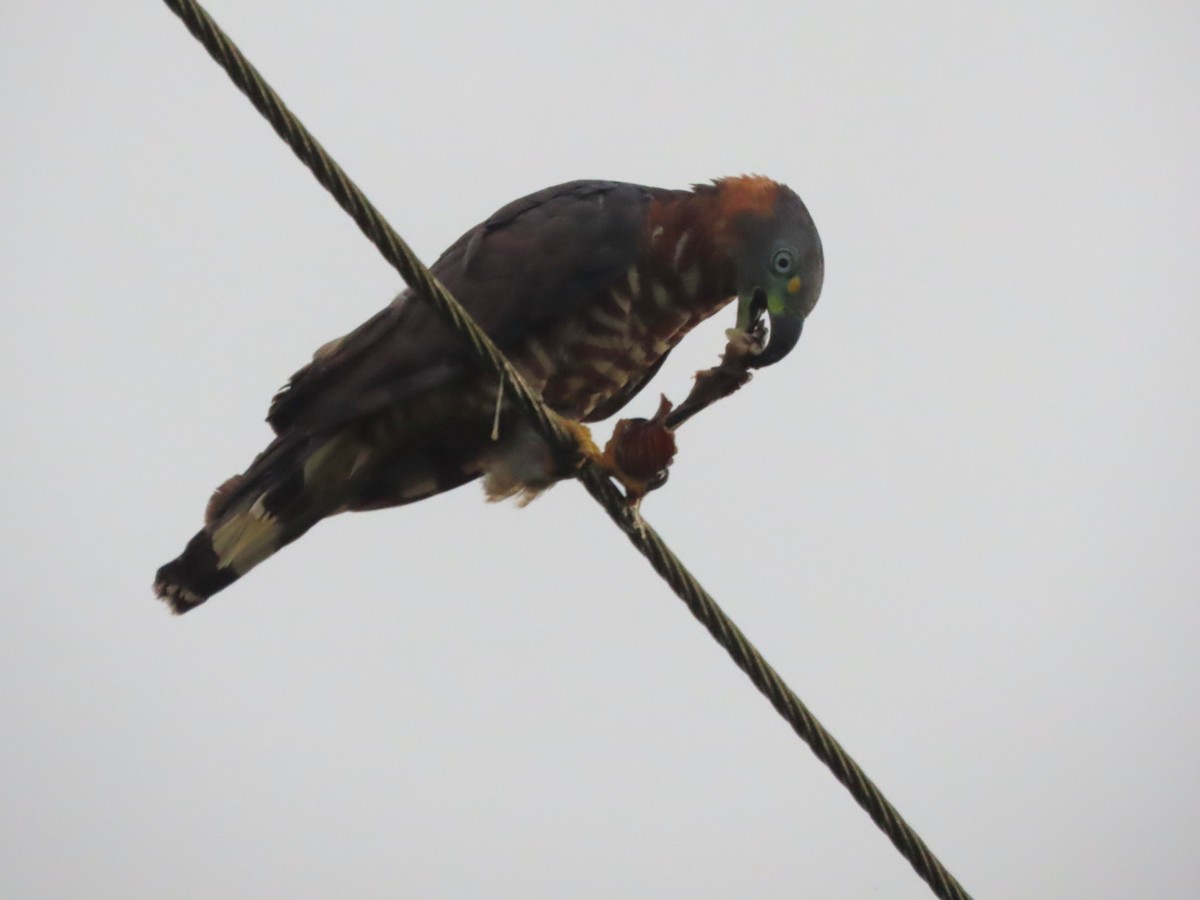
787, 275, 803, 294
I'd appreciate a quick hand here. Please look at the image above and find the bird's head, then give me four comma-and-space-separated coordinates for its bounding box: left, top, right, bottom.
714, 176, 824, 368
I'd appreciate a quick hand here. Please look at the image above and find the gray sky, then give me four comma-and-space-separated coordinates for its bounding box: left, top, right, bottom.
2, 2, 1198, 897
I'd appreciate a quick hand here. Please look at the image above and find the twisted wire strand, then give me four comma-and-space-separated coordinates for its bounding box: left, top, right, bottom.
159, 3, 973, 898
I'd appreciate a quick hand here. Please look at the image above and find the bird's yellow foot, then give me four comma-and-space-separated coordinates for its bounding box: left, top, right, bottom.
555, 416, 603, 470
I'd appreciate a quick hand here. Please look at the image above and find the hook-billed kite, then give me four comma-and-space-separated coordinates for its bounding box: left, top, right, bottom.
155, 176, 824, 612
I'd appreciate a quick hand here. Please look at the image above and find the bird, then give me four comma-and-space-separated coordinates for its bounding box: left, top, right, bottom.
154, 175, 824, 613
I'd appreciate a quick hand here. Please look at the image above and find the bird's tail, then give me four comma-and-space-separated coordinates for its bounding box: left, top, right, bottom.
154, 432, 368, 614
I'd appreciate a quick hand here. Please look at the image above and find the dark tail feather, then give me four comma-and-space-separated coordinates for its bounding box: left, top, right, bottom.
153, 510, 326, 614
154, 433, 362, 613
154, 531, 244, 614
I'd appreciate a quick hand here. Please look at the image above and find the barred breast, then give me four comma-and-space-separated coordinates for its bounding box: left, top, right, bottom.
515, 245, 733, 421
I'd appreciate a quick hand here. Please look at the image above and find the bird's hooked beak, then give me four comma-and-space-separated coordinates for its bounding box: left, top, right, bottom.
736, 285, 806, 369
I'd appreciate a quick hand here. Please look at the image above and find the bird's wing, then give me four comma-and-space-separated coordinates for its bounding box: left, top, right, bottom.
267, 180, 651, 434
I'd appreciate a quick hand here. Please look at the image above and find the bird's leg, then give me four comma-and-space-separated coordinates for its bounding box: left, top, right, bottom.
537, 413, 652, 533
551, 415, 605, 471
544, 399, 677, 513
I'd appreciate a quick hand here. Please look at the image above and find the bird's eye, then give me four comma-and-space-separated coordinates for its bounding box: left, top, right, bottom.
772, 249, 795, 274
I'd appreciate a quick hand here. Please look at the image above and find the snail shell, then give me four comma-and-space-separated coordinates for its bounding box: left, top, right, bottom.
611, 417, 677, 481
